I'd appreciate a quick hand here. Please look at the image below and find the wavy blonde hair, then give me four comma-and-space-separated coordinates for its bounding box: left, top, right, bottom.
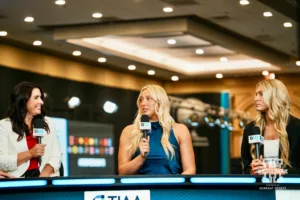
128, 85, 175, 159
252, 79, 291, 167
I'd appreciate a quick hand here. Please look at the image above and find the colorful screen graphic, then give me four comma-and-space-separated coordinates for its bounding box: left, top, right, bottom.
68, 120, 114, 176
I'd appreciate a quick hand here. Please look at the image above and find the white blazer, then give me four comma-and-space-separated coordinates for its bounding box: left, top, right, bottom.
0, 117, 62, 177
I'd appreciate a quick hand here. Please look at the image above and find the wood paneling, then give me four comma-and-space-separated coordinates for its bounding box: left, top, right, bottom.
0, 44, 162, 91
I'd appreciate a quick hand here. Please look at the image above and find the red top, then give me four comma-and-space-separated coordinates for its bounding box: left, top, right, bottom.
26, 130, 39, 170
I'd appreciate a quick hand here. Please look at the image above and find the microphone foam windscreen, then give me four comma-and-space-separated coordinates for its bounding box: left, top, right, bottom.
252, 126, 260, 135
33, 117, 44, 129
141, 115, 150, 123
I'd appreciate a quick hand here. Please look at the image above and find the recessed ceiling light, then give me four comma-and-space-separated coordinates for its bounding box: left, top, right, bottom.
283, 22, 292, 27
33, 40, 42, 46
0, 31, 7, 36
239, 0, 249, 5
98, 57, 106, 63
167, 39, 176, 45
92, 13, 103, 19
55, 0, 65, 5
216, 73, 223, 79
24, 16, 34, 22
128, 65, 136, 70
262, 71, 269, 76
171, 76, 179, 81
263, 12, 272, 17
163, 7, 173, 13
72, 51, 81, 56
147, 70, 155, 75
220, 57, 228, 62
269, 73, 275, 79
195, 49, 204, 55
296, 61, 300, 66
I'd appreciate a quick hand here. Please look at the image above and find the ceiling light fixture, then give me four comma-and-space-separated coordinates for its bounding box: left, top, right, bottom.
216, 73, 223, 79
239, 0, 249, 5
296, 61, 300, 66
33, 40, 42, 46
167, 39, 176, 45
220, 57, 228, 62
103, 101, 118, 114
262, 70, 269, 76
24, 16, 34, 22
128, 65, 136, 70
72, 51, 81, 56
171, 76, 179, 81
195, 49, 204, 55
0, 31, 7, 36
98, 57, 106, 63
283, 22, 292, 27
263, 12, 272, 17
68, 97, 81, 109
148, 70, 155, 75
92, 13, 103, 19
77, 37, 279, 75
43, 93, 48, 98
55, 0, 65, 5
269, 73, 275, 79
163, 7, 173, 13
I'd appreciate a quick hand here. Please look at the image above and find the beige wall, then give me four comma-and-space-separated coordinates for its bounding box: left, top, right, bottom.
1, 42, 300, 159
0, 43, 162, 91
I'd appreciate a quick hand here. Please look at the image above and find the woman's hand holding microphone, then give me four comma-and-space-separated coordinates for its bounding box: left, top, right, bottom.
139, 136, 150, 159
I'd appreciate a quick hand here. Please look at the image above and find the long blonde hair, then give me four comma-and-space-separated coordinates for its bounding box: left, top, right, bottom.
252, 79, 291, 167
129, 85, 175, 159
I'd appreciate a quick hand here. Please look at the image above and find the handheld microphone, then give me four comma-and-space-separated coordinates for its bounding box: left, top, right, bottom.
140, 115, 151, 139
248, 126, 264, 159
140, 115, 151, 157
33, 117, 45, 166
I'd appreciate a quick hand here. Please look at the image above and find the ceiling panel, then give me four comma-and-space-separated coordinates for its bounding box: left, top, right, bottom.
0, 0, 298, 81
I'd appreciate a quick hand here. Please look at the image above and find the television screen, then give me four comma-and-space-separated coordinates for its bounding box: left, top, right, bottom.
67, 120, 114, 176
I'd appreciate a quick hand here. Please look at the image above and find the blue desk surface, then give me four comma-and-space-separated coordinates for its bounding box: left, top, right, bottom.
0, 175, 299, 200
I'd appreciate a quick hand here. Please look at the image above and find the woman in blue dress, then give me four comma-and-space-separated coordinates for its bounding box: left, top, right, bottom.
118, 85, 195, 175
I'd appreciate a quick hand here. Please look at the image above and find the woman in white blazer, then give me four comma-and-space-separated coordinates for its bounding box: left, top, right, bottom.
0, 82, 62, 178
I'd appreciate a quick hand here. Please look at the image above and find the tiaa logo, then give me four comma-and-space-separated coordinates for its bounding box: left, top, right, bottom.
93, 195, 105, 200
85, 190, 150, 200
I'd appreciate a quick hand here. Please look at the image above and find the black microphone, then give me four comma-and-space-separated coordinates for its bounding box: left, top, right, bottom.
248, 126, 264, 159
140, 115, 151, 157
33, 117, 45, 166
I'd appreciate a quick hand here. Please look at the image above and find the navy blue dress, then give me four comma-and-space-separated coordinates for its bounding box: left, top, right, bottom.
133, 121, 183, 174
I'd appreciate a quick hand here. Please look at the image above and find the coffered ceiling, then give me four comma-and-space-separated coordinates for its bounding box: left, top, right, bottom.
0, 0, 299, 81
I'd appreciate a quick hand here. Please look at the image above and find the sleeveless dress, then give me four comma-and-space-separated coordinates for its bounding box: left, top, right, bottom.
133, 121, 183, 174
